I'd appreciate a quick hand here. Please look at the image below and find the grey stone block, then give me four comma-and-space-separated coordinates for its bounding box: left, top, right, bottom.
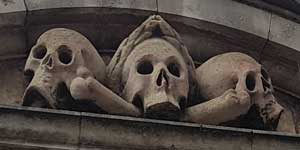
0, 0, 26, 13
0, 106, 299, 149
25, 0, 157, 11
101, 0, 156, 11
0, 106, 80, 148
252, 130, 300, 150
80, 113, 252, 150
0, 28, 26, 56
0, 0, 26, 27
0, 58, 26, 106
0, 1, 26, 56
25, 0, 101, 10
158, 0, 271, 39
269, 14, 300, 52
0, 12, 26, 27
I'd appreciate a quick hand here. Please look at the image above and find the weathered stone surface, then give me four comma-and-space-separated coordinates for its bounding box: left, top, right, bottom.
264, 14, 300, 66
0, 0, 26, 27
0, 106, 80, 149
0, 58, 26, 106
0, 0, 26, 13
0, 28, 26, 56
25, 0, 101, 10
80, 112, 252, 150
25, 0, 156, 11
269, 14, 300, 51
260, 14, 300, 130
0, 105, 299, 149
252, 130, 300, 150
0, 0, 26, 57
101, 0, 156, 10
0, 11, 26, 28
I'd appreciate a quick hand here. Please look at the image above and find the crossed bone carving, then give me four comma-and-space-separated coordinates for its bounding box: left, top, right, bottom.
23, 15, 297, 133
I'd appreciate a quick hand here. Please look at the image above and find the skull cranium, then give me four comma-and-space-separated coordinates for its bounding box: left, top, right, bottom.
196, 52, 283, 129
23, 28, 106, 109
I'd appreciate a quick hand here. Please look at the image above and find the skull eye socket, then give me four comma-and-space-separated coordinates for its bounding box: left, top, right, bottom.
246, 72, 256, 92
137, 61, 153, 75
57, 45, 73, 64
167, 63, 180, 77
33, 45, 47, 59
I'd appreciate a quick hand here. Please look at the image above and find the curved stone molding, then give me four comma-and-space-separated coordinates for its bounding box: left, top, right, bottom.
25, 0, 157, 11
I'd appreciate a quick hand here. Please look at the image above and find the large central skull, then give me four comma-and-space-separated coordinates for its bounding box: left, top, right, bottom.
23, 28, 106, 109
107, 15, 197, 120
122, 38, 189, 120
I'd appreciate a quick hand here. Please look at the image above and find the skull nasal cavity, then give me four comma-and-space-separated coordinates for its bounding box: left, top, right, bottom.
246, 73, 256, 91
156, 69, 168, 86
137, 61, 153, 74
58, 45, 73, 64
42, 55, 53, 68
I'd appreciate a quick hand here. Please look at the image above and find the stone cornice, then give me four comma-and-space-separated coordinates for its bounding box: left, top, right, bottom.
0, 105, 299, 149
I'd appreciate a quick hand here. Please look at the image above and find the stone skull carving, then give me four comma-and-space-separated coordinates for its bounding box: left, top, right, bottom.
192, 52, 284, 130
23, 28, 106, 109
121, 38, 189, 120
20, 17, 296, 133
107, 15, 197, 120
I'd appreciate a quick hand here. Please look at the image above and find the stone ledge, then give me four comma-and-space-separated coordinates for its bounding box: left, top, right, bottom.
25, 0, 157, 11
0, 105, 299, 150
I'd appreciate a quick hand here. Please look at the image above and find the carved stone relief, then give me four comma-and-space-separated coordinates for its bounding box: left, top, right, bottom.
107, 15, 198, 120
22, 16, 297, 134
23, 28, 106, 111
185, 52, 296, 133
